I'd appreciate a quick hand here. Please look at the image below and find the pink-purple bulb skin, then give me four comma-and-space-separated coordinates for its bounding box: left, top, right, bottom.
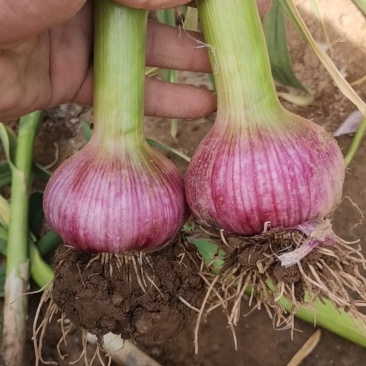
185, 113, 345, 236
44, 141, 187, 254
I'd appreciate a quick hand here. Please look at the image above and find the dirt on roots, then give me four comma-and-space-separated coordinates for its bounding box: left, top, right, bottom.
51, 240, 205, 346
186, 223, 366, 330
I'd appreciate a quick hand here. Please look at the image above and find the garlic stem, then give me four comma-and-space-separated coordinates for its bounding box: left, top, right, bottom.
94, 0, 147, 146
197, 0, 282, 122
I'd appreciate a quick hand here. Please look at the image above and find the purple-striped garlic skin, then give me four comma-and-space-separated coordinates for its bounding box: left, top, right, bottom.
185, 111, 345, 236
44, 139, 187, 253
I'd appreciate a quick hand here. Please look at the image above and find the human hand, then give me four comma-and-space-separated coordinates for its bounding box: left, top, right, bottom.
0, 0, 214, 122
0, 0, 271, 122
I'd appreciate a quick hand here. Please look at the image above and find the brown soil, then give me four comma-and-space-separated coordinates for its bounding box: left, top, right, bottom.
50, 240, 205, 347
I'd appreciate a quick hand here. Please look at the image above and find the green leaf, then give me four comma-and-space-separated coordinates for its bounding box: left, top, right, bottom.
32, 164, 51, 182
184, 7, 198, 31
0, 162, 12, 188
263, 0, 308, 91
28, 192, 44, 233
182, 221, 196, 232
344, 118, 366, 166
353, 0, 366, 14
307, 0, 323, 23
277, 91, 314, 107
307, 0, 331, 58
0, 225, 7, 241
186, 236, 224, 272
208, 74, 216, 94
82, 121, 93, 142
158, 9, 175, 26
156, 9, 166, 23
180, 5, 188, 18
0, 264, 5, 297
0, 124, 18, 167
0, 238, 6, 256
37, 230, 62, 257
278, 0, 306, 37
0, 226, 8, 256
0, 195, 10, 228
170, 119, 178, 140
0, 162, 50, 188
145, 67, 162, 77
29, 236, 54, 287
147, 138, 191, 162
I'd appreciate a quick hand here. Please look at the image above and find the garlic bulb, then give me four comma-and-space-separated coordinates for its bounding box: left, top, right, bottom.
44, 137, 187, 253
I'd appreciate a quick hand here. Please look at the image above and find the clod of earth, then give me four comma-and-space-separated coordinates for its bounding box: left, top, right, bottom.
52, 241, 205, 346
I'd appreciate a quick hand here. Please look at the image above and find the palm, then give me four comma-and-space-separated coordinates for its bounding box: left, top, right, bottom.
0, 3, 92, 121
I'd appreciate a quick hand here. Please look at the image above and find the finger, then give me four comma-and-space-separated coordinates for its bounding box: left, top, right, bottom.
115, 0, 191, 10
144, 77, 216, 118
146, 21, 211, 73
0, 0, 86, 47
73, 71, 216, 119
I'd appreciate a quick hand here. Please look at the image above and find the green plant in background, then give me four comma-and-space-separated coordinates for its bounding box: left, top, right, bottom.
0, 112, 60, 366
264, 0, 366, 163
263, 1, 310, 92
157, 9, 180, 140
278, 0, 366, 165
344, 117, 366, 166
